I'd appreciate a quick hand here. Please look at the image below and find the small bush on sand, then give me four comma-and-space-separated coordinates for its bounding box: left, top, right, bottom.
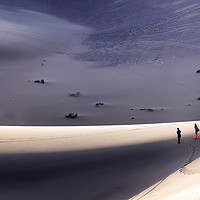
96, 103, 104, 107
65, 113, 78, 118
34, 79, 45, 84
69, 92, 80, 97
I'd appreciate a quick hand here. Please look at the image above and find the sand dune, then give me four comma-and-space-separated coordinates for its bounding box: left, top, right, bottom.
0, 121, 199, 200
0, 2, 200, 125
0, 1, 200, 199
132, 157, 200, 200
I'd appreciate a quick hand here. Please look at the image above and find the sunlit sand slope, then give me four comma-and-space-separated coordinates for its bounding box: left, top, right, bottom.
0, 121, 198, 200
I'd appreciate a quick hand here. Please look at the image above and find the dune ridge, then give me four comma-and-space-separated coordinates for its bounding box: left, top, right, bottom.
0, 121, 199, 199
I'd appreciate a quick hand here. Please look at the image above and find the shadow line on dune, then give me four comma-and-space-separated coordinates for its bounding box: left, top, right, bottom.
0, 136, 194, 200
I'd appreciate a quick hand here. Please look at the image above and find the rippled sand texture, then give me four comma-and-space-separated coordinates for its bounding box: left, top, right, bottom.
0, 0, 200, 125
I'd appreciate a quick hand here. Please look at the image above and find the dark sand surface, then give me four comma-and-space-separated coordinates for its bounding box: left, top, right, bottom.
0, 122, 197, 200
0, 0, 200, 125
0, 138, 190, 200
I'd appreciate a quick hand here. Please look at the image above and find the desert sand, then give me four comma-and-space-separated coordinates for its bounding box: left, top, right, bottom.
0, 3, 200, 126
1, 1, 200, 200
0, 121, 199, 200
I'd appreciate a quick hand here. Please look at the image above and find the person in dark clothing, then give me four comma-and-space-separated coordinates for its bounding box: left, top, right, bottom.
176, 128, 181, 144
194, 123, 199, 139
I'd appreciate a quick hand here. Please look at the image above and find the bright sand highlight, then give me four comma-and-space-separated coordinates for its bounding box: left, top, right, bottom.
0, 121, 200, 199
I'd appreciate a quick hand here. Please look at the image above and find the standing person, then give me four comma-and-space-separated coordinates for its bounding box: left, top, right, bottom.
194, 123, 199, 139
176, 128, 181, 144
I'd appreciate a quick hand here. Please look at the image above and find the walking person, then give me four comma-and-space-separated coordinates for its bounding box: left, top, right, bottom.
194, 123, 199, 139
176, 128, 181, 144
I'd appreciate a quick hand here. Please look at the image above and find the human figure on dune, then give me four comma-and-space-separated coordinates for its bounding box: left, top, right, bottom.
176, 128, 181, 144
194, 123, 199, 139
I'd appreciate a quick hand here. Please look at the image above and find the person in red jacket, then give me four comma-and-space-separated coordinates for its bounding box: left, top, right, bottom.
194, 123, 199, 139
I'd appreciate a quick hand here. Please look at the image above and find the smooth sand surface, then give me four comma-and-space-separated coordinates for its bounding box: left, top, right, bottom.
0, 121, 199, 200
132, 155, 200, 200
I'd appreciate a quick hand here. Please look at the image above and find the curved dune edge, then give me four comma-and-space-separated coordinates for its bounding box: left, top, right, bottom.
130, 159, 200, 200
0, 120, 198, 154
0, 121, 199, 200
130, 122, 200, 200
